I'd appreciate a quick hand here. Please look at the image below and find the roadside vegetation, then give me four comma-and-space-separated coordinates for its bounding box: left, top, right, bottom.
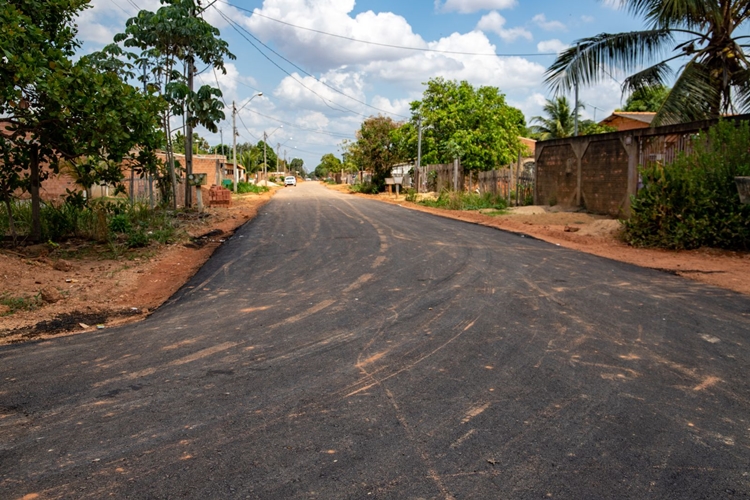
624, 121, 750, 250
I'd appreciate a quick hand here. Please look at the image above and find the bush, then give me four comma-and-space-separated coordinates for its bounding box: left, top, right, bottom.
418, 190, 507, 211
623, 120, 750, 250
350, 182, 379, 194
237, 182, 269, 194
404, 188, 417, 202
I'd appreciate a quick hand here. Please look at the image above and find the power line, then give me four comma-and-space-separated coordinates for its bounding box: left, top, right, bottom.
221, 1, 558, 58
213, 5, 408, 120
244, 107, 354, 139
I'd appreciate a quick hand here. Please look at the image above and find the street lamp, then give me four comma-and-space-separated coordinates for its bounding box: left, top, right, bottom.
232, 92, 262, 192
262, 125, 283, 185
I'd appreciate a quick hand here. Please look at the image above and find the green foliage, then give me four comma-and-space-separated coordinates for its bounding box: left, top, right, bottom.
350, 182, 379, 194
530, 96, 580, 140
546, 1, 750, 125
404, 188, 417, 202
0, 198, 178, 247
315, 153, 343, 179
624, 121, 750, 249
351, 116, 403, 190
236, 182, 269, 194
621, 85, 670, 112
411, 78, 525, 171
1, 292, 43, 315
419, 190, 508, 211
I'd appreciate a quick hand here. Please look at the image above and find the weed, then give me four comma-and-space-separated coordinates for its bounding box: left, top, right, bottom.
418, 190, 508, 211
1, 293, 42, 314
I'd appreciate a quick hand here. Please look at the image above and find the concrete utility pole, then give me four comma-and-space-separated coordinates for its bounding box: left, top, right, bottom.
185, 49, 195, 207
263, 131, 268, 185
232, 101, 238, 192
573, 44, 581, 137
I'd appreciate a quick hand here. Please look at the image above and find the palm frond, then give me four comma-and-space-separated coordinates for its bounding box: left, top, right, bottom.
545, 29, 674, 94
729, 68, 750, 113
653, 60, 718, 125
621, 60, 674, 94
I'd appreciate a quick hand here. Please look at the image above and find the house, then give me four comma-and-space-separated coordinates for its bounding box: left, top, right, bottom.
598, 112, 656, 131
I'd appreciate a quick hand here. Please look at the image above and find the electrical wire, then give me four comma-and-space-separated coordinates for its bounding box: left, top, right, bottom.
244, 107, 354, 139
213, 5, 407, 120
221, 1, 558, 58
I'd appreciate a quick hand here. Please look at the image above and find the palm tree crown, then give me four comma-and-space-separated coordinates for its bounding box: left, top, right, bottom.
530, 97, 582, 140
545, 0, 750, 125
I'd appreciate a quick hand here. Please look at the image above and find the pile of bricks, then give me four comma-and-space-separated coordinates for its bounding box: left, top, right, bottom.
208, 185, 231, 207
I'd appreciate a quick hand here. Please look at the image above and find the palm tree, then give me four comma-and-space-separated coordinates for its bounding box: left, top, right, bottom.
545, 0, 750, 125
530, 96, 582, 140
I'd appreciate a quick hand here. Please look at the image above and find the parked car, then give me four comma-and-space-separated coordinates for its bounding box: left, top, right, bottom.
284, 175, 297, 187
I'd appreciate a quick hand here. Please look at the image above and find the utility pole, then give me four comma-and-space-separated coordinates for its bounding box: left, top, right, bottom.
232, 101, 238, 192
276, 142, 281, 173
573, 44, 581, 137
219, 127, 224, 185
263, 131, 268, 186
417, 116, 423, 192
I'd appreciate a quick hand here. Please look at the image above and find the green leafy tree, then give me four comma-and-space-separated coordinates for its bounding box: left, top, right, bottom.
545, 0, 750, 125
289, 158, 305, 176
411, 78, 525, 172
315, 153, 342, 179
1, 0, 164, 241
621, 84, 670, 112
579, 119, 617, 136
350, 116, 403, 189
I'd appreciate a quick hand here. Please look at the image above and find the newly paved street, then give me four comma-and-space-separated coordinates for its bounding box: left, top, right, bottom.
2, 182, 750, 499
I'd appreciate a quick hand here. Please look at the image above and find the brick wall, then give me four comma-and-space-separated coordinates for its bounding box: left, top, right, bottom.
534, 114, 750, 217
580, 139, 629, 215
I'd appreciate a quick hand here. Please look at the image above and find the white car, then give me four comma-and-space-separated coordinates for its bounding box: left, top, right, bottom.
284, 176, 297, 187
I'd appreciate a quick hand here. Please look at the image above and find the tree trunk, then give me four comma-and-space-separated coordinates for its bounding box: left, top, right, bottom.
163, 113, 178, 210
4, 197, 17, 246
30, 146, 42, 242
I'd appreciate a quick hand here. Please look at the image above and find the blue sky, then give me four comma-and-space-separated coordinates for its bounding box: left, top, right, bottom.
77, 0, 646, 169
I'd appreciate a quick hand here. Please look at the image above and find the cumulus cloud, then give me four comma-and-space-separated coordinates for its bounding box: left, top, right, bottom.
436, 0, 517, 13
532, 14, 566, 32
537, 39, 569, 54
243, 0, 427, 72
476, 12, 533, 42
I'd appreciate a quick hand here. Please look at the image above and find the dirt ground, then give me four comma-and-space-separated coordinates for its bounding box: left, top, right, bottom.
2, 182, 749, 345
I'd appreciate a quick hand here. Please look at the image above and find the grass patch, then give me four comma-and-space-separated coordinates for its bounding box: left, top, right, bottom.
1, 292, 42, 315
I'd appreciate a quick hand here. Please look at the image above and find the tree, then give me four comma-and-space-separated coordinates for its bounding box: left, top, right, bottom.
410, 78, 526, 173
350, 116, 403, 189
545, 0, 750, 125
621, 84, 670, 112
315, 153, 342, 179
289, 158, 305, 176
114, 0, 235, 207
1, 0, 164, 241
529, 97, 581, 140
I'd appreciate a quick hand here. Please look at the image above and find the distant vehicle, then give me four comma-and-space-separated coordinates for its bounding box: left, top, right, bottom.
284, 176, 297, 187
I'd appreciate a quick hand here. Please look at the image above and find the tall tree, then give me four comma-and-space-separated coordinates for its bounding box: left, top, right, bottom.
114, 0, 234, 207
351, 116, 403, 189
411, 78, 525, 172
545, 0, 750, 125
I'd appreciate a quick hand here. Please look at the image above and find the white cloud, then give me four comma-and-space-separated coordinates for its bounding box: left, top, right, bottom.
581, 15, 594, 23
244, 1, 427, 72
602, 0, 626, 9
532, 14, 566, 32
537, 39, 569, 54
476, 12, 533, 42
437, 0, 517, 13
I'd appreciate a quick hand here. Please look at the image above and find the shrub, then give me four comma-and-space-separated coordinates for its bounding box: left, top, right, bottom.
350, 182, 379, 194
418, 190, 507, 211
237, 182, 269, 194
623, 120, 750, 250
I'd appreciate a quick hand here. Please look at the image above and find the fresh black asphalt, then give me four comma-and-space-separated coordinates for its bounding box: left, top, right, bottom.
2, 182, 750, 499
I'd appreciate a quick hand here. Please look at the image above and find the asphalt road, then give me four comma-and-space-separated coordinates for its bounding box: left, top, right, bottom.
2, 182, 750, 499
